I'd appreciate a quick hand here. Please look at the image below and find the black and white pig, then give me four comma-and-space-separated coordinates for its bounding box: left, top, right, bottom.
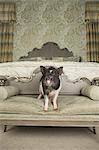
38, 66, 63, 111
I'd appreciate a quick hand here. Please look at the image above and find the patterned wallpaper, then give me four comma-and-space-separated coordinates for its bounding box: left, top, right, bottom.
13, 0, 86, 61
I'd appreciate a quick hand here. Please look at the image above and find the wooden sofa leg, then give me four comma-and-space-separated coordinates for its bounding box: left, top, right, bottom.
88, 127, 96, 134
4, 125, 7, 132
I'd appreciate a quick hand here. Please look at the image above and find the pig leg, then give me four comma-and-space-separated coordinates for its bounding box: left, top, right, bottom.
44, 95, 49, 111
53, 92, 59, 110
37, 94, 42, 100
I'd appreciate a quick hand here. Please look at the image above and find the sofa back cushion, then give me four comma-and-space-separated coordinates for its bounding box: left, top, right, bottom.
10, 72, 42, 95
9, 73, 90, 95
60, 75, 91, 95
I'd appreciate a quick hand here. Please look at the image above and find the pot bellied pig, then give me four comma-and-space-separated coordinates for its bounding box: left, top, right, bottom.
38, 66, 63, 111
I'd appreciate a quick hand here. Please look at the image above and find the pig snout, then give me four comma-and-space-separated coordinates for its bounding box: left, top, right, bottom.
45, 76, 53, 85
46, 78, 51, 84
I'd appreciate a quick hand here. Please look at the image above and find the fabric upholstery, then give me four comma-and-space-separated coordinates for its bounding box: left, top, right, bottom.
81, 85, 99, 101
52, 56, 81, 62
0, 95, 99, 115
10, 72, 42, 95
0, 86, 19, 101
60, 75, 91, 95
19, 56, 81, 62
9, 73, 90, 95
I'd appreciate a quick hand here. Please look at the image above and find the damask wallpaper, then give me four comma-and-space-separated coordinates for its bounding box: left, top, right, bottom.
1, 0, 86, 61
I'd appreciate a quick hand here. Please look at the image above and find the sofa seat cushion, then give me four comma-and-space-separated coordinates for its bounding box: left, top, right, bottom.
0, 95, 99, 115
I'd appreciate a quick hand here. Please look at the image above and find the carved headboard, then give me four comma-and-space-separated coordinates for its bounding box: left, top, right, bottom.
19, 42, 74, 60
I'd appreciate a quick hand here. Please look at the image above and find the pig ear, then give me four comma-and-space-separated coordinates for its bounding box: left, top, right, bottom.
57, 67, 63, 75
40, 66, 46, 74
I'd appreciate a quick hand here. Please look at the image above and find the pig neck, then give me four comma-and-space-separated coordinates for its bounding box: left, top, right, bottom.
45, 86, 54, 94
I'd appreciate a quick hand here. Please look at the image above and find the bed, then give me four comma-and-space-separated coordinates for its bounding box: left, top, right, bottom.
0, 42, 99, 133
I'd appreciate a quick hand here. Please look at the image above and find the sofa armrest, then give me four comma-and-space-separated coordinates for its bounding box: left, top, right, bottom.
0, 86, 20, 101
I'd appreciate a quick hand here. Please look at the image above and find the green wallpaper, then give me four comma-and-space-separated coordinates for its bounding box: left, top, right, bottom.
13, 0, 86, 61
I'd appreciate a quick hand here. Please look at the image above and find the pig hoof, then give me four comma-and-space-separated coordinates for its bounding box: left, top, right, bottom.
44, 109, 48, 112
54, 108, 58, 111
44, 110, 47, 112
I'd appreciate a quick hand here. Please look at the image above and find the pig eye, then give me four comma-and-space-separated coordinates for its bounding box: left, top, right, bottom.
50, 77, 53, 81
45, 77, 48, 81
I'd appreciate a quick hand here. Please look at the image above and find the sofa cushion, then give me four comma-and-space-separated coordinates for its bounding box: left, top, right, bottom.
52, 56, 81, 62
0, 86, 19, 101
0, 95, 99, 115
81, 85, 99, 101
60, 75, 91, 95
10, 72, 42, 95
9, 72, 91, 95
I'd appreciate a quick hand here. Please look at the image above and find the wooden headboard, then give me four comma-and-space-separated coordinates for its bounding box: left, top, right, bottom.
19, 42, 74, 60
